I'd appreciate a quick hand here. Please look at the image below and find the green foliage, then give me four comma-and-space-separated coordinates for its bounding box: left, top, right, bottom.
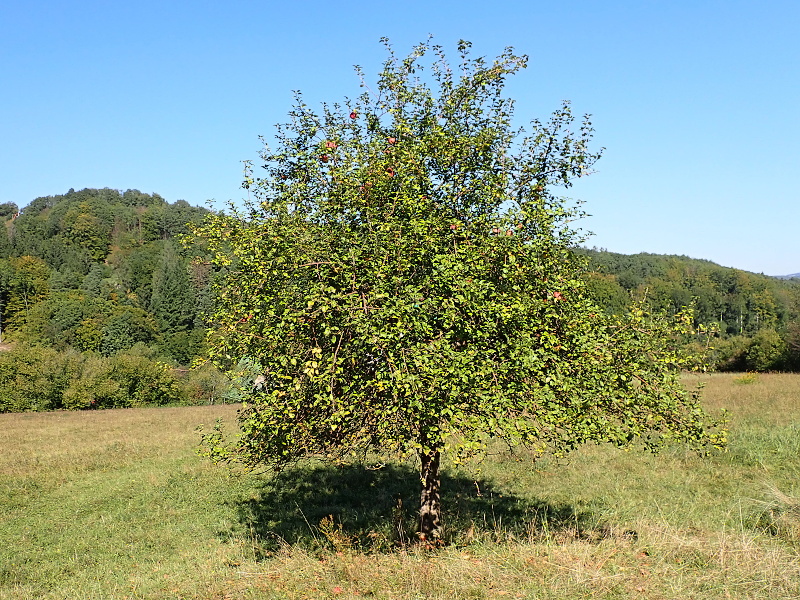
0, 188, 213, 369
5, 255, 50, 326
194, 39, 724, 484
215, 357, 266, 404
581, 248, 800, 372
0, 346, 82, 412
157, 329, 207, 365
745, 328, 788, 372
16, 291, 158, 356
149, 241, 195, 333
581, 272, 629, 315
98, 306, 159, 356
709, 335, 751, 371
179, 361, 230, 405
60, 200, 113, 261
0, 345, 187, 412
786, 322, 800, 370
0, 202, 18, 219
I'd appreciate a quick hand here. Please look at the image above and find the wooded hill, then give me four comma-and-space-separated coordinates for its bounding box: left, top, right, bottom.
0, 188, 230, 412
0, 191, 797, 373
580, 248, 800, 371
0, 187, 211, 363
0, 189, 797, 412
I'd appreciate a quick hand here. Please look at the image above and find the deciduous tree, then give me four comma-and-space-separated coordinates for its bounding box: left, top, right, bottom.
194, 39, 725, 541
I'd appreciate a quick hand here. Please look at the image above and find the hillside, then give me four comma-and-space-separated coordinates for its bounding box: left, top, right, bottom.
3, 190, 795, 373
579, 248, 800, 371
0, 187, 212, 363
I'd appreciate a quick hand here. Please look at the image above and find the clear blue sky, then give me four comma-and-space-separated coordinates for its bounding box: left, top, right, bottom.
1, 0, 797, 275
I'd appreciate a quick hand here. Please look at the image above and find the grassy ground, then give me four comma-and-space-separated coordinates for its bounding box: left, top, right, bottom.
1, 374, 799, 599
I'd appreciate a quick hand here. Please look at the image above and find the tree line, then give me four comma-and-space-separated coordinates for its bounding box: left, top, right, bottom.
0, 187, 796, 414
0, 187, 211, 360
580, 248, 800, 371
0, 187, 237, 411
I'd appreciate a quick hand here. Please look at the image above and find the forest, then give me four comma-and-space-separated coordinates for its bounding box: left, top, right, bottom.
0, 187, 797, 412
0, 187, 232, 411
580, 248, 800, 371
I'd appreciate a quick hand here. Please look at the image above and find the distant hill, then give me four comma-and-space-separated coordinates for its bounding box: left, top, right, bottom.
578, 248, 800, 371
0, 188, 212, 364
775, 273, 800, 280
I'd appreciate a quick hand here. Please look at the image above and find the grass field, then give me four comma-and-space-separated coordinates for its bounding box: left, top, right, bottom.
2, 374, 799, 599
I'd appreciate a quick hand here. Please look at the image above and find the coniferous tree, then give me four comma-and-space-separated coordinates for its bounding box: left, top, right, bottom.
150, 241, 194, 334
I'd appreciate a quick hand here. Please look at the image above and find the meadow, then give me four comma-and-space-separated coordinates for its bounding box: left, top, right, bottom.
1, 374, 799, 599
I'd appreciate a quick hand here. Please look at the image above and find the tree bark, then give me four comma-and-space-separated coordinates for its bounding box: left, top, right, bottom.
418, 449, 442, 541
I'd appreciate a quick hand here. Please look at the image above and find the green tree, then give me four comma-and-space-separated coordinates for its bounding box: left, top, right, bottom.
149, 241, 194, 333
194, 40, 724, 540
0, 346, 82, 412
745, 328, 787, 372
7, 255, 50, 325
582, 272, 629, 315
60, 201, 113, 261
100, 306, 158, 356
0, 203, 18, 220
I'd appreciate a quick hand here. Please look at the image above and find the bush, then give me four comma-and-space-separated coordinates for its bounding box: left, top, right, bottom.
0, 346, 83, 412
745, 329, 788, 372
157, 329, 206, 365
710, 335, 750, 371
109, 353, 183, 407
0, 345, 187, 412
61, 355, 122, 409
179, 362, 231, 405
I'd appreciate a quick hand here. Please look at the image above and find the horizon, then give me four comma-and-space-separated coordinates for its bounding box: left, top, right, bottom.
11, 185, 799, 278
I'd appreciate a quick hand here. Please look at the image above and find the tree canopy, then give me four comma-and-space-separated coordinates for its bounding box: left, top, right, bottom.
0, 187, 211, 363
194, 39, 725, 540
580, 249, 800, 371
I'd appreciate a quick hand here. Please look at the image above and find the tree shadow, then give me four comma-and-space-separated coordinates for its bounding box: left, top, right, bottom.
224, 461, 619, 554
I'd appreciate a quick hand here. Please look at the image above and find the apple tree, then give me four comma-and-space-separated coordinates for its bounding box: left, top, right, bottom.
193, 39, 725, 541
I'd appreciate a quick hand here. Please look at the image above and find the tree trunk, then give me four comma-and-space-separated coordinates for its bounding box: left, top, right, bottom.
418, 449, 442, 541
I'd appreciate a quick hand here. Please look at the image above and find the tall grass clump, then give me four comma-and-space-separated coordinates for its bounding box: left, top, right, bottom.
751, 486, 800, 545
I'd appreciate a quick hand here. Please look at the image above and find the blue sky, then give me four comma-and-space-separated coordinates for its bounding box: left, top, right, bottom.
1, 0, 797, 275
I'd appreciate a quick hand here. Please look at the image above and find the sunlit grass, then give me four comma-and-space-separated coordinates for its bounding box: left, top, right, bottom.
2, 374, 800, 599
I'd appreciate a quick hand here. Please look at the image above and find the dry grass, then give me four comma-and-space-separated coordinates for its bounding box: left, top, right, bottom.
2, 374, 800, 599
690, 371, 800, 426
1, 404, 235, 473
189, 525, 800, 600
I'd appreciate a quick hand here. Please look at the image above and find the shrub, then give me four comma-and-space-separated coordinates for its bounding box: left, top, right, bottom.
0, 346, 83, 411
0, 345, 187, 412
179, 362, 231, 405
745, 328, 788, 372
